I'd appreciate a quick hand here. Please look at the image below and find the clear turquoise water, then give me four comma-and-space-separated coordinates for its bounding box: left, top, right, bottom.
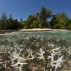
0, 31, 71, 49
17, 31, 71, 39
0, 31, 71, 39
0, 31, 71, 71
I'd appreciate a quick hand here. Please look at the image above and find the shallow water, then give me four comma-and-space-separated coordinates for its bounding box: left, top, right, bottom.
0, 31, 71, 71
0, 31, 71, 50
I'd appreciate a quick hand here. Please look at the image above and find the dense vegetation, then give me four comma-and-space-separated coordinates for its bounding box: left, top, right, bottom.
0, 7, 71, 30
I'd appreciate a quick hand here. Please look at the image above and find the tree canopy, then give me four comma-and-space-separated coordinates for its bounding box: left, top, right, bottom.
0, 7, 71, 30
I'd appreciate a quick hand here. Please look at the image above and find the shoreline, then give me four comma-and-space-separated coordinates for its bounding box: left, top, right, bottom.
0, 28, 70, 34
20, 28, 70, 32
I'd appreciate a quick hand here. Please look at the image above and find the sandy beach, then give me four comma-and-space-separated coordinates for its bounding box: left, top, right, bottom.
0, 28, 70, 34
20, 28, 70, 32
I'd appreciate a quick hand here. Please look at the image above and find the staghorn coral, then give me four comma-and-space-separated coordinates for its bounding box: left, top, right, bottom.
0, 33, 71, 71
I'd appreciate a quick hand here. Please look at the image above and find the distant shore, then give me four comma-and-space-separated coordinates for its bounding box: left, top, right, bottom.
20, 28, 70, 32
0, 28, 70, 34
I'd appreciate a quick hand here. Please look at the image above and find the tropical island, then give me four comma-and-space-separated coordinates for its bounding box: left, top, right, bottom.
0, 7, 71, 32
0, 0, 71, 71
0, 6, 71, 71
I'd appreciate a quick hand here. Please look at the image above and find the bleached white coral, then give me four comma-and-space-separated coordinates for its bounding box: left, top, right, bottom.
67, 46, 71, 55
26, 48, 35, 60
51, 56, 64, 71
0, 56, 3, 64
9, 48, 27, 71
11, 59, 27, 71
48, 43, 55, 47
48, 47, 64, 71
36, 48, 45, 61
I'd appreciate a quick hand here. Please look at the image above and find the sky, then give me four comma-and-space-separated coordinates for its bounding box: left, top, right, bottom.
0, 0, 71, 19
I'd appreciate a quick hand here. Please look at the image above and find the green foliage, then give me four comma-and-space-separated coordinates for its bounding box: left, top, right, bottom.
49, 15, 58, 28
0, 8, 71, 30
0, 13, 23, 30
40, 7, 52, 21
49, 12, 70, 29
23, 7, 52, 29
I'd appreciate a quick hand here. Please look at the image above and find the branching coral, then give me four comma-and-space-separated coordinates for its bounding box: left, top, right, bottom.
9, 48, 27, 71
48, 47, 64, 71
0, 56, 3, 64
36, 48, 45, 61
26, 48, 35, 60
